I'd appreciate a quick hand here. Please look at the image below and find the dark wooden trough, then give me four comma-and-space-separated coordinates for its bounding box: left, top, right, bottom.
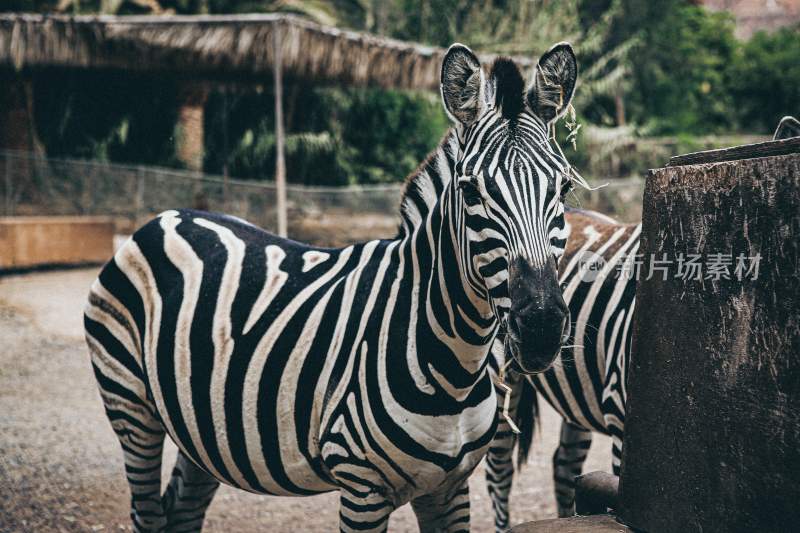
511, 137, 800, 532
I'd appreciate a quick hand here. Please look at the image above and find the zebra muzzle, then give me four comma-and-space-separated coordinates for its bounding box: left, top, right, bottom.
506, 256, 569, 373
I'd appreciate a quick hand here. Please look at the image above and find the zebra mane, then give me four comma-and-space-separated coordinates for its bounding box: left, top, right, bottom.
490, 58, 525, 120
397, 130, 460, 237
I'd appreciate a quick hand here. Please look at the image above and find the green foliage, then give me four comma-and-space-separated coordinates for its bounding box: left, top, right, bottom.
17, 0, 800, 184
627, 3, 739, 134
203, 85, 448, 185
331, 89, 448, 184
729, 26, 800, 134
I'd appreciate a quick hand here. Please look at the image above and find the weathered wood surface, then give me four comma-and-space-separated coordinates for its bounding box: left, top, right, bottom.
619, 152, 800, 532
667, 136, 800, 166
509, 514, 633, 533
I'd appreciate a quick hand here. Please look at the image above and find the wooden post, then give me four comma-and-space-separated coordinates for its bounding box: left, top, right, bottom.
614, 91, 626, 126
0, 79, 43, 154
222, 86, 229, 210
618, 140, 800, 532
273, 26, 288, 238
175, 83, 208, 172
3, 153, 12, 216
135, 166, 145, 227
0, 78, 43, 194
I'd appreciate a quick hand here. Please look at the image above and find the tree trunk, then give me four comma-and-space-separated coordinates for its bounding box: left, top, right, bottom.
619, 147, 800, 532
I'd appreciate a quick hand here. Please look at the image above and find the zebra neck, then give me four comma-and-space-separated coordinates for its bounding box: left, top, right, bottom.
400, 141, 498, 397
398, 130, 460, 237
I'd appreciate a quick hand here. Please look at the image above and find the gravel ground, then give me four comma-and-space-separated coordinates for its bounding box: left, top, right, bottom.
0, 268, 612, 532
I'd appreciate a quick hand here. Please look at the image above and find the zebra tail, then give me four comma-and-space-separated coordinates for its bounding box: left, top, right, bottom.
515, 376, 539, 469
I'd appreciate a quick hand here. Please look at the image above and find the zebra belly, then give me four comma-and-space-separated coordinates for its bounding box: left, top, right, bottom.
155, 398, 335, 497
118, 210, 359, 496
141, 308, 338, 497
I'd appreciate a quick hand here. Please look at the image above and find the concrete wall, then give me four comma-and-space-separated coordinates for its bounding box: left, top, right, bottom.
0, 216, 114, 270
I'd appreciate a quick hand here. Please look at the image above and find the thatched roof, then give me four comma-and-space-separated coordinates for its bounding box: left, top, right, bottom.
0, 13, 535, 90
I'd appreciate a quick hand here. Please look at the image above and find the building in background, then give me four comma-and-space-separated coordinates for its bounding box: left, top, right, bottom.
701, 0, 800, 38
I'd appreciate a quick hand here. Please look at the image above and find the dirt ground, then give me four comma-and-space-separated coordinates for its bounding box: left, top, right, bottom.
0, 268, 612, 532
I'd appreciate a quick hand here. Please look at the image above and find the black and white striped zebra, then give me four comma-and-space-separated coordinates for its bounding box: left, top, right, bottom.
485, 117, 800, 531
84, 42, 579, 532
486, 208, 639, 530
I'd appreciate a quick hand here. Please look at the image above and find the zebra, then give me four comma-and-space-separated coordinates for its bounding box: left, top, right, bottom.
84, 42, 579, 533
485, 208, 638, 529
484, 117, 799, 531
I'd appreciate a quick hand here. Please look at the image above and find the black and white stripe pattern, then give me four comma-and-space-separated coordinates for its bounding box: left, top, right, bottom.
84, 43, 579, 533
485, 209, 639, 530
485, 118, 797, 530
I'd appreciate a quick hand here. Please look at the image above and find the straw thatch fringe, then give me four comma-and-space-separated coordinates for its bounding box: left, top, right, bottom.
0, 13, 535, 91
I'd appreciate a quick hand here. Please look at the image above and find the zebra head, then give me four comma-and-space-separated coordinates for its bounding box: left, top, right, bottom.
440, 42, 577, 373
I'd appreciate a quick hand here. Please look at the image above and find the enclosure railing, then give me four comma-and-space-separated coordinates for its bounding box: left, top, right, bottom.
0, 150, 644, 246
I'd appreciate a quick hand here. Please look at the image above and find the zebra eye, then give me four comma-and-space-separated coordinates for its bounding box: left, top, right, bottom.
458, 177, 483, 207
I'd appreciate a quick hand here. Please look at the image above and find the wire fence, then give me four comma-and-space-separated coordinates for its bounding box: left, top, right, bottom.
1, 150, 643, 247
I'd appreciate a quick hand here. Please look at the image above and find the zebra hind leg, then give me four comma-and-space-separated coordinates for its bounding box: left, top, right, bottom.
162, 451, 220, 532
338, 487, 394, 533
411, 479, 471, 533
95, 380, 168, 532
553, 421, 593, 517
87, 336, 167, 530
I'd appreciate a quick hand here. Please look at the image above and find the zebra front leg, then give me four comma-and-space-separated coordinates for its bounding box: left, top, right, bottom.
411, 479, 471, 533
486, 412, 516, 532
338, 487, 394, 533
486, 367, 528, 532
553, 421, 593, 517
162, 451, 220, 532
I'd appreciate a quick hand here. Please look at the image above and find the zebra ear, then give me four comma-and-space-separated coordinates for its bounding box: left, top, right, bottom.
526, 42, 578, 124
774, 116, 800, 140
441, 44, 486, 126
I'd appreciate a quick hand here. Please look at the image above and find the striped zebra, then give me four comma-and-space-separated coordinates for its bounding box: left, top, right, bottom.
84, 42, 579, 532
486, 208, 638, 529
485, 117, 799, 531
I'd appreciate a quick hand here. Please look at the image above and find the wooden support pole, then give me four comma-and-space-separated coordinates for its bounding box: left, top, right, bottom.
273, 27, 288, 238
175, 82, 208, 172
0, 78, 43, 155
